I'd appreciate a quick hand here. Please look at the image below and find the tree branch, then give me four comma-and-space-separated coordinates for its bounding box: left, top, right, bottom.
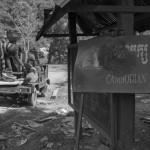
0, 10, 25, 40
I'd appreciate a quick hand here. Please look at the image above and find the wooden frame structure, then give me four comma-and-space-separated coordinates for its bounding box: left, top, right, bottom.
36, 0, 150, 149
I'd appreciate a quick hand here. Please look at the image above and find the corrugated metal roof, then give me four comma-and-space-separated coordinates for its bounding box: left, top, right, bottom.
36, 0, 150, 40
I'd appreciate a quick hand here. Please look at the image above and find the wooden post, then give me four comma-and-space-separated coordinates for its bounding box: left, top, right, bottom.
68, 12, 79, 136
75, 93, 85, 150
115, 0, 135, 149
0, 56, 1, 79
0, 43, 2, 79
110, 94, 117, 149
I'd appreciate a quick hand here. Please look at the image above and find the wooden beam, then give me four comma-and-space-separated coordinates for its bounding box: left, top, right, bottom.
44, 6, 68, 33
69, 5, 150, 13
0, 43, 2, 79
43, 12, 150, 38
115, 0, 135, 150
43, 33, 99, 37
56, 0, 70, 8
68, 12, 79, 138
44, 9, 53, 23
75, 93, 85, 150
36, 3, 70, 41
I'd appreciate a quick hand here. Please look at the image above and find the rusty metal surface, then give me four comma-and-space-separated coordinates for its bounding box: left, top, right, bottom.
74, 35, 150, 93
36, 0, 150, 41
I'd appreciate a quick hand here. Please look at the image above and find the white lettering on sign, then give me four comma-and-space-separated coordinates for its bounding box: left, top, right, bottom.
125, 44, 148, 64
106, 74, 147, 84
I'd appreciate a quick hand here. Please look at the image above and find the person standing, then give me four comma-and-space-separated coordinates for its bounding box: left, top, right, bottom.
4, 42, 25, 71
5, 31, 25, 71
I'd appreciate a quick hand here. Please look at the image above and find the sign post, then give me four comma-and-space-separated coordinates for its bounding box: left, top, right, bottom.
70, 0, 141, 149
74, 35, 150, 93
116, 0, 135, 149
73, 0, 136, 149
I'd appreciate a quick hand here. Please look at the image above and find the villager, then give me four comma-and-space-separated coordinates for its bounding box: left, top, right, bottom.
23, 67, 38, 84
33, 60, 42, 74
5, 41, 25, 71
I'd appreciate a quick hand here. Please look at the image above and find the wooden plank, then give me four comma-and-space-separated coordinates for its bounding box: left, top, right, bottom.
44, 5, 69, 33
110, 94, 117, 149
0, 86, 18, 94
116, 0, 135, 149
68, 12, 77, 103
0, 43, 2, 79
68, 47, 71, 104
56, 0, 70, 8
36, 3, 70, 41
69, 5, 150, 13
116, 94, 135, 149
67, 43, 78, 49
75, 93, 84, 150
44, 9, 53, 23
43, 33, 99, 37
68, 12, 78, 137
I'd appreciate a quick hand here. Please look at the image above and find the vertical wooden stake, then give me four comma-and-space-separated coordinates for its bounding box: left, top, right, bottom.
75, 93, 85, 150
116, 0, 135, 149
110, 94, 117, 149
0, 43, 2, 79
68, 12, 78, 136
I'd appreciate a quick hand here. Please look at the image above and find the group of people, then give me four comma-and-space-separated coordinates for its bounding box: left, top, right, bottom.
0, 38, 25, 72
0, 37, 42, 83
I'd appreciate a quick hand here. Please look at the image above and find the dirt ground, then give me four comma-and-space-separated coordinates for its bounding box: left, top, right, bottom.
0, 65, 107, 150
0, 65, 150, 150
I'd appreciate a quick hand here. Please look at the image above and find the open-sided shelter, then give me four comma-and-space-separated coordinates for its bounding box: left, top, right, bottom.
36, 0, 150, 149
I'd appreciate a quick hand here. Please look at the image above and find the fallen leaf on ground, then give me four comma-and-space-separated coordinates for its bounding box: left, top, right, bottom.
68, 129, 74, 134
0, 141, 5, 150
135, 138, 140, 142
26, 120, 43, 128
56, 108, 69, 116
14, 122, 37, 132
141, 99, 150, 103
0, 133, 7, 140
61, 117, 73, 123
83, 132, 91, 137
83, 145, 96, 150
57, 143, 62, 146
97, 144, 110, 150
16, 138, 27, 146
46, 142, 53, 148
35, 116, 58, 123
11, 124, 17, 130
41, 136, 48, 142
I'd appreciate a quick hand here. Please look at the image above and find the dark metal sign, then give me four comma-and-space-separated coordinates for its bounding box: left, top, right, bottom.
74, 35, 150, 93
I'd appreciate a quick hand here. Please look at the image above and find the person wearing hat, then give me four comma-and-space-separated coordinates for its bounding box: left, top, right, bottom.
23, 66, 38, 84
4, 31, 25, 72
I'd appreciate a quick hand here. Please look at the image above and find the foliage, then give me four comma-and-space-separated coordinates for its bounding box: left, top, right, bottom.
47, 15, 69, 64
0, 0, 53, 47
0, 0, 69, 64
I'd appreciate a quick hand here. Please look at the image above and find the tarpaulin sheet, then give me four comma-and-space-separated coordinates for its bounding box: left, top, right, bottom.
73, 35, 150, 93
